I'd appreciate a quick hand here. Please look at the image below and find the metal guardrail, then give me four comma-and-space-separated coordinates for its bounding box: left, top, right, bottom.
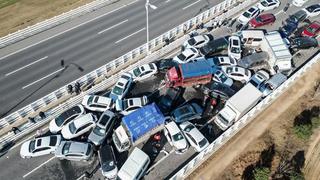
0, 0, 119, 49
169, 51, 320, 180
0, 0, 248, 146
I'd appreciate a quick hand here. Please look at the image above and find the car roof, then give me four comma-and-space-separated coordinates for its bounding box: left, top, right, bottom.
73, 114, 94, 128
99, 144, 114, 162
165, 121, 180, 134
260, 13, 274, 19
94, 96, 112, 105
181, 122, 204, 142
34, 136, 56, 148
310, 21, 320, 28
248, 6, 258, 13
97, 110, 114, 127
68, 141, 89, 154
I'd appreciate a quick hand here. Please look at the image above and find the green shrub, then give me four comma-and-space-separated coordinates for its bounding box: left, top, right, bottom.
311, 117, 320, 129
290, 172, 304, 180
253, 167, 270, 180
293, 123, 312, 140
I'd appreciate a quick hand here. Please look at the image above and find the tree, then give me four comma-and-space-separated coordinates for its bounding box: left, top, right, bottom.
253, 167, 270, 180
293, 123, 312, 140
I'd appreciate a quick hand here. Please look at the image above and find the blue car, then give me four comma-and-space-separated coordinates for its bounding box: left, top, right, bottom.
279, 21, 298, 38
171, 103, 203, 123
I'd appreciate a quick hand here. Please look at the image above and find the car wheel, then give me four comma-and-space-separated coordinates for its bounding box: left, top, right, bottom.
26, 156, 31, 159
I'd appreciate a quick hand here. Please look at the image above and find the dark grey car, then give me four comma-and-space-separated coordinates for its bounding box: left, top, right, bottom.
88, 110, 116, 146
237, 52, 269, 70
200, 81, 236, 101
99, 144, 118, 179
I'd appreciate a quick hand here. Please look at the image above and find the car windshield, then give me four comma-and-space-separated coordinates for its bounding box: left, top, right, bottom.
87, 96, 94, 105
218, 72, 228, 82
62, 142, 71, 154
29, 140, 36, 152
69, 122, 77, 134
243, 11, 251, 18
133, 68, 141, 77
93, 126, 106, 136
102, 160, 115, 171
250, 79, 259, 87
218, 114, 229, 125
112, 86, 124, 95
307, 5, 320, 12
173, 132, 184, 141
188, 38, 197, 45
199, 138, 208, 148
306, 26, 317, 33
123, 100, 130, 110
260, 0, 268, 6
183, 124, 195, 132
255, 16, 263, 23
177, 54, 186, 60
49, 136, 58, 146
231, 47, 240, 53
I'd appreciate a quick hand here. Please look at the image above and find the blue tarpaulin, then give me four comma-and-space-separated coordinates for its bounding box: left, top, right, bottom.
181, 61, 212, 79
122, 103, 165, 142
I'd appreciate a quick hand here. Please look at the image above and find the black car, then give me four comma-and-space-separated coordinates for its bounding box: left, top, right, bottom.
199, 36, 229, 57
155, 58, 178, 72
98, 144, 118, 179
200, 81, 236, 101
158, 87, 183, 114
287, 10, 307, 23
290, 37, 318, 50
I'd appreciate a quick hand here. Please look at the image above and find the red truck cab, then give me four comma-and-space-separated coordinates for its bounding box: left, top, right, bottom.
165, 61, 213, 87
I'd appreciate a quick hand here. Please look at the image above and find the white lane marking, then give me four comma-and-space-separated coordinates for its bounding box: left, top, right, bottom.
98, 19, 129, 34
165, 0, 171, 2
0, 0, 140, 61
182, 0, 201, 10
115, 27, 146, 44
22, 157, 55, 178
5, 56, 48, 76
22, 68, 64, 89
275, 10, 283, 16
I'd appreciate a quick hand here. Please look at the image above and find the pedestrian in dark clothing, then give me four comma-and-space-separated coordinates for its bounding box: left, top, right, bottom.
11, 127, 20, 134
39, 111, 46, 119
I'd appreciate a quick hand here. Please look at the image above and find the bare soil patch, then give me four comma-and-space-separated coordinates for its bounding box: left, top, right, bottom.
0, 0, 95, 37
188, 61, 320, 180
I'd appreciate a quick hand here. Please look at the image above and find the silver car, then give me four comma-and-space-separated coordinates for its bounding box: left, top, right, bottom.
88, 110, 116, 146
55, 141, 93, 161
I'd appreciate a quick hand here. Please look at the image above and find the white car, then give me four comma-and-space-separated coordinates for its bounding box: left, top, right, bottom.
293, 0, 309, 7
129, 63, 158, 82
212, 70, 234, 87
173, 47, 199, 64
257, 0, 280, 11
179, 122, 209, 152
238, 6, 260, 24
208, 56, 237, 66
55, 141, 94, 161
49, 105, 85, 133
82, 95, 114, 112
249, 70, 270, 88
228, 35, 242, 60
61, 113, 96, 139
303, 4, 320, 17
115, 96, 148, 115
182, 34, 214, 49
110, 72, 133, 101
222, 66, 252, 83
20, 135, 61, 158
164, 121, 188, 154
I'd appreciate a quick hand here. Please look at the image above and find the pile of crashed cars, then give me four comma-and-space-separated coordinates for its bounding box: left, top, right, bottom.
19, 0, 319, 179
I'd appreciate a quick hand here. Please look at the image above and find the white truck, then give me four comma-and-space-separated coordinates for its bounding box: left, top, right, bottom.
112, 103, 165, 152
214, 83, 263, 130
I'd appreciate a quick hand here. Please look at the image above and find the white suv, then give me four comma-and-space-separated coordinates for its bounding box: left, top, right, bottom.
110, 73, 133, 100
222, 66, 252, 83
61, 113, 96, 139
115, 96, 148, 115
82, 95, 114, 112
228, 35, 242, 61
173, 47, 199, 64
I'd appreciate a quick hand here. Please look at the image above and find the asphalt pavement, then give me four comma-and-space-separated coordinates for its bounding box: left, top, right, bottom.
0, 0, 222, 117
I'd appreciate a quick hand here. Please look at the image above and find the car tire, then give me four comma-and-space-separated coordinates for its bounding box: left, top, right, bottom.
26, 156, 31, 159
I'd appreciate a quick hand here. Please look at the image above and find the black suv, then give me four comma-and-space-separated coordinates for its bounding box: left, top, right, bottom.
199, 36, 229, 57
158, 87, 183, 114
290, 37, 318, 50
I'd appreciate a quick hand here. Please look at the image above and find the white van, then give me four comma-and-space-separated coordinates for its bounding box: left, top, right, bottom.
117, 147, 150, 180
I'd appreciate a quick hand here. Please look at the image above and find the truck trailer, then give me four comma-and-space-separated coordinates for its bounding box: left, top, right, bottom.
214, 83, 263, 130
165, 61, 214, 88
112, 103, 166, 152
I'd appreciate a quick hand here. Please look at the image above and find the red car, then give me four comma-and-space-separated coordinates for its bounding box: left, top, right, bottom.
249, 13, 276, 28
301, 21, 320, 37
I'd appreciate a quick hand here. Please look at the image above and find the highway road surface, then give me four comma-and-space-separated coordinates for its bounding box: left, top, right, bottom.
0, 0, 221, 117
